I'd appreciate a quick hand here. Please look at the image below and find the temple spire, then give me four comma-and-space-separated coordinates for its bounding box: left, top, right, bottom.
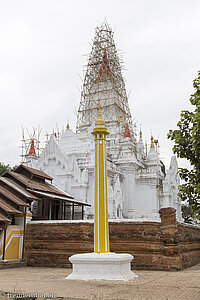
26, 140, 36, 156
96, 104, 105, 128
150, 135, 155, 149
97, 49, 112, 81
145, 138, 148, 156
139, 125, 142, 139
124, 123, 132, 140
76, 21, 134, 135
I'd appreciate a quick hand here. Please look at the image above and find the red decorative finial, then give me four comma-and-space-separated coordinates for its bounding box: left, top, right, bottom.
97, 48, 112, 80
124, 123, 132, 140
26, 139, 36, 156
103, 48, 107, 61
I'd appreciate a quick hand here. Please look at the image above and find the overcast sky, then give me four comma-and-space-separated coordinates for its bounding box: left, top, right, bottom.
0, 0, 200, 169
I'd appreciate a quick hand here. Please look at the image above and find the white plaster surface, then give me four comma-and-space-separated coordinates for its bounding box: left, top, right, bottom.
30, 218, 161, 224
66, 252, 138, 281
25, 27, 183, 223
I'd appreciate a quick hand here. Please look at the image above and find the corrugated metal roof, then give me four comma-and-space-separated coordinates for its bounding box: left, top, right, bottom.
0, 177, 38, 200
14, 165, 53, 181
28, 189, 91, 207
0, 196, 22, 214
0, 186, 29, 207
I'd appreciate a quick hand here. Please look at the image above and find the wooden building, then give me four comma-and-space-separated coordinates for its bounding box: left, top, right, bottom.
0, 164, 90, 261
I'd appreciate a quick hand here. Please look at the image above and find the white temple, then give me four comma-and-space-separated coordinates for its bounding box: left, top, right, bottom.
25, 22, 182, 222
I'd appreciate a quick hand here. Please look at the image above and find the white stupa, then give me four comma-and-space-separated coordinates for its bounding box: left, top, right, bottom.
25, 21, 182, 223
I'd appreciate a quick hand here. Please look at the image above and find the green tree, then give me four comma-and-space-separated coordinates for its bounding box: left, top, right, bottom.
168, 71, 200, 219
0, 162, 12, 176
181, 204, 199, 225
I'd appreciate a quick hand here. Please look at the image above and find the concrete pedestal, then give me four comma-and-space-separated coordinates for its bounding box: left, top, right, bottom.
66, 252, 138, 281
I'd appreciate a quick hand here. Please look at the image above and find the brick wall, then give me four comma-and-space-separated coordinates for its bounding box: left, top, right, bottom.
24, 208, 200, 271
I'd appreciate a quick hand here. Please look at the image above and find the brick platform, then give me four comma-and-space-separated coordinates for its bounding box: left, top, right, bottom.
24, 208, 200, 271
0, 259, 27, 270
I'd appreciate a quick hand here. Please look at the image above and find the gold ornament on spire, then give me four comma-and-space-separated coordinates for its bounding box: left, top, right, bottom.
120, 113, 123, 124
95, 104, 105, 128
67, 120, 70, 130
139, 125, 142, 139
150, 135, 155, 148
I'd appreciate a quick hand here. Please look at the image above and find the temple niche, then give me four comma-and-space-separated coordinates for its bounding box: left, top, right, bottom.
24, 21, 182, 222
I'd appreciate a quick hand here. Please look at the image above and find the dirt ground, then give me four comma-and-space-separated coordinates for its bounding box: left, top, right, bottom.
0, 264, 200, 300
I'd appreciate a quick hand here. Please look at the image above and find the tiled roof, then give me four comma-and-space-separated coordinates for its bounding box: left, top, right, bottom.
29, 190, 90, 206
0, 186, 29, 207
0, 177, 38, 200
5, 172, 63, 196
14, 165, 53, 181
0, 213, 10, 223
0, 164, 89, 223
0, 196, 22, 214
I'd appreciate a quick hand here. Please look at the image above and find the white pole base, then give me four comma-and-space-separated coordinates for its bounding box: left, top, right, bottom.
66, 252, 138, 281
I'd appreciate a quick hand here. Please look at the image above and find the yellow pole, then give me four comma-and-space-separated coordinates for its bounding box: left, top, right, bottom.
91, 104, 110, 253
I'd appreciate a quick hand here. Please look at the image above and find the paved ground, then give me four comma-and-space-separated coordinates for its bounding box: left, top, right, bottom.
0, 264, 200, 300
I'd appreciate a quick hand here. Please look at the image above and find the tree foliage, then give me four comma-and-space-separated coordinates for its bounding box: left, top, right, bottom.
168, 71, 200, 218
0, 162, 12, 176
181, 204, 199, 225
0, 162, 18, 176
